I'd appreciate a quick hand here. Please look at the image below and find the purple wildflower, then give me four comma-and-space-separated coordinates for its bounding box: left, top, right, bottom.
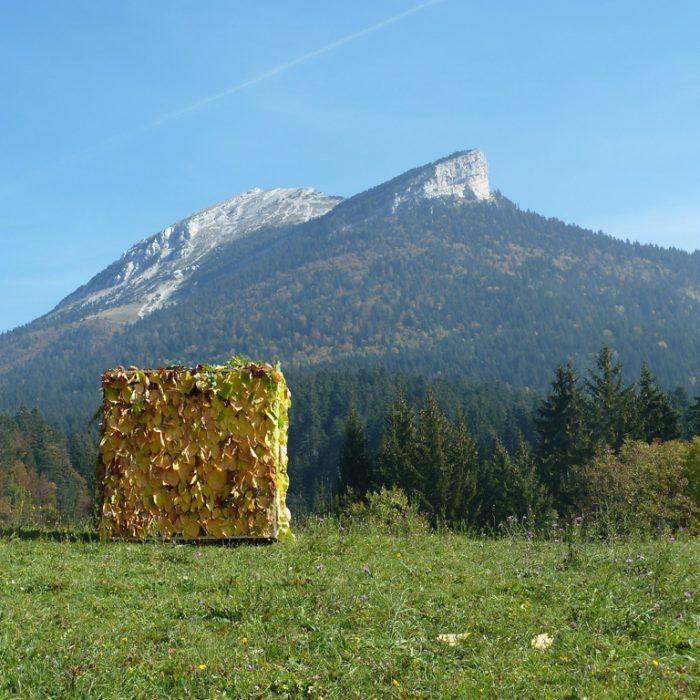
362, 564, 370, 574
684, 591, 692, 599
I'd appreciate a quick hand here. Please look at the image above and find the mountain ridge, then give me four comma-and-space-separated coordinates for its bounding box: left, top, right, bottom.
54, 186, 343, 324
2, 149, 700, 429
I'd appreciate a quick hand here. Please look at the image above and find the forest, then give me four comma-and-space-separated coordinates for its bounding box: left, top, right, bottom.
1, 345, 699, 531
4, 195, 700, 433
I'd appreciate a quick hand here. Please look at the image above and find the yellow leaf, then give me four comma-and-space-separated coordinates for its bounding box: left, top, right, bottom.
206, 468, 227, 492
180, 516, 200, 539
531, 633, 554, 650
437, 633, 471, 646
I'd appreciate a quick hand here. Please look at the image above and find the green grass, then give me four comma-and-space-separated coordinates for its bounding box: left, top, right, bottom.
0, 521, 698, 699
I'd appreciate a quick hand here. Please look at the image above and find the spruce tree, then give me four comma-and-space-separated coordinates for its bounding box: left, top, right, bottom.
442, 413, 481, 526
337, 404, 373, 498
511, 438, 551, 523
486, 438, 550, 528
413, 391, 449, 518
375, 389, 419, 494
484, 441, 517, 528
585, 345, 635, 450
634, 363, 680, 442
535, 363, 589, 512
413, 392, 480, 525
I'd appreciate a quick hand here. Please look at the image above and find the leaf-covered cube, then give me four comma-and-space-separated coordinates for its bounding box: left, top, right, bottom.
97, 361, 292, 540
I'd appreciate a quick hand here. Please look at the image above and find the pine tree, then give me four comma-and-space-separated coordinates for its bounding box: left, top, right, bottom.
634, 363, 680, 442
337, 404, 373, 498
535, 363, 590, 512
585, 345, 635, 450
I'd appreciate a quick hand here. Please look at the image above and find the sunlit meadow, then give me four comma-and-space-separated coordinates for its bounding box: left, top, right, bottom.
0, 518, 697, 699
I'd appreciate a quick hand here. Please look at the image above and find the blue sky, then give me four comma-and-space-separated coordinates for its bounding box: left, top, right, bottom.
1, 0, 699, 332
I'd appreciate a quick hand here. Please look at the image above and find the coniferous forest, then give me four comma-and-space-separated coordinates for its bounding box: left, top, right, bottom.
2, 345, 699, 531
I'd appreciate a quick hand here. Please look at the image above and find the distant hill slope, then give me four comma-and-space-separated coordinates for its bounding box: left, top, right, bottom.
1, 149, 700, 428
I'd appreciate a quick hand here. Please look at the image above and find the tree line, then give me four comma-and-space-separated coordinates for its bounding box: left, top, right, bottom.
0, 407, 96, 526
336, 345, 700, 530
2, 345, 700, 529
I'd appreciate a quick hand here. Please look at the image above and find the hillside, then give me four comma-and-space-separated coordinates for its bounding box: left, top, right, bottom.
1, 150, 700, 430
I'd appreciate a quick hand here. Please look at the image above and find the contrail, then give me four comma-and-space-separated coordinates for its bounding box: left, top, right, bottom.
149, 0, 445, 128
3, 0, 445, 193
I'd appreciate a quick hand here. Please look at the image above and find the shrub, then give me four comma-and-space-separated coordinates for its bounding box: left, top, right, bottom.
574, 439, 700, 533
342, 487, 429, 536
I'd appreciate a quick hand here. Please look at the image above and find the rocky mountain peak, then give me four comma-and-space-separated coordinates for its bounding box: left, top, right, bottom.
390, 149, 491, 212
56, 186, 342, 321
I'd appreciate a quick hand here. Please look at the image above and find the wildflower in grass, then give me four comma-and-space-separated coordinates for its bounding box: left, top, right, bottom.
683, 591, 692, 599
653, 601, 662, 609
392, 678, 400, 686
570, 621, 577, 629
198, 664, 207, 671
651, 659, 659, 666
362, 564, 370, 574
396, 551, 401, 558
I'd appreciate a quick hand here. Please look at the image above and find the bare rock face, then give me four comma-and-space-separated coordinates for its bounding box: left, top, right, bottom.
55, 187, 342, 321
422, 149, 491, 200
391, 149, 491, 212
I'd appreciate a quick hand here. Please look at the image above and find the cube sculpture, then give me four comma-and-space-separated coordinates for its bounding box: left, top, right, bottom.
98, 361, 292, 540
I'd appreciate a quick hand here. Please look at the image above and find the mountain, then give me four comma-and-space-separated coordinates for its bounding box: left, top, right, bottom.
53, 187, 342, 324
2, 148, 700, 429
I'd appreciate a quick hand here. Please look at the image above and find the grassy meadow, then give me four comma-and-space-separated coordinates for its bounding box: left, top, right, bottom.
0, 520, 698, 699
